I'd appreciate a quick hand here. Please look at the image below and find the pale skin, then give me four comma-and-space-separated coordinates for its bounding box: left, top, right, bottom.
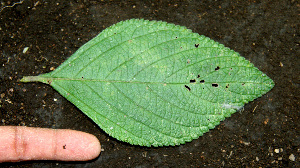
0, 126, 101, 163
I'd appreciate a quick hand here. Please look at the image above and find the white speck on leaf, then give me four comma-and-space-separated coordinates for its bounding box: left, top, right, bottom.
221, 103, 243, 111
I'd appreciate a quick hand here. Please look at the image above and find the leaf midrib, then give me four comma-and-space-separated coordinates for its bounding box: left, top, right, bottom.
36, 76, 267, 86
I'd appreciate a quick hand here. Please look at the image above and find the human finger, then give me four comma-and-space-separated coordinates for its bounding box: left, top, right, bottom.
0, 126, 101, 162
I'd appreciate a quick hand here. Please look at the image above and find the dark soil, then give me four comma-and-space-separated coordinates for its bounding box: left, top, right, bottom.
0, 0, 299, 167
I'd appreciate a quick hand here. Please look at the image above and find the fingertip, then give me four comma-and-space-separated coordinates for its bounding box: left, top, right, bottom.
80, 132, 101, 160
55, 129, 101, 161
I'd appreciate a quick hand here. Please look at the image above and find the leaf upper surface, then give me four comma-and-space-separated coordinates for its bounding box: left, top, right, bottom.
21, 19, 274, 146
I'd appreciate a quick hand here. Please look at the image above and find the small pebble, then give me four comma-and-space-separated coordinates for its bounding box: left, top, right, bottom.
23, 47, 29, 54
289, 154, 295, 161
274, 149, 280, 153
279, 62, 283, 67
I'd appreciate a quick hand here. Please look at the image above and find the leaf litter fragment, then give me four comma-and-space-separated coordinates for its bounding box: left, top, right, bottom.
21, 19, 275, 147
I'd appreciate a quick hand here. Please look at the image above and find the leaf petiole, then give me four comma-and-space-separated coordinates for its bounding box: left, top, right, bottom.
20, 76, 51, 84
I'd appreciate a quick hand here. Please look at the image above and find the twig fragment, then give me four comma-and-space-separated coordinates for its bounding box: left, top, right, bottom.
0, 0, 25, 13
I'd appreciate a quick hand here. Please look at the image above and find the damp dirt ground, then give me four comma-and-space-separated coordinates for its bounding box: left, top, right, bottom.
0, 0, 299, 167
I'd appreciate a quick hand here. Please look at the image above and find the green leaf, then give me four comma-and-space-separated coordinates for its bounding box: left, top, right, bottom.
21, 19, 274, 147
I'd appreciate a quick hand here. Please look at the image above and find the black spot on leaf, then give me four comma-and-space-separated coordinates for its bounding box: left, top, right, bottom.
226, 84, 229, 88
215, 66, 220, 71
212, 83, 218, 87
190, 79, 196, 83
184, 85, 191, 91
195, 44, 199, 48
200, 80, 205, 83
197, 74, 200, 78
242, 83, 245, 86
